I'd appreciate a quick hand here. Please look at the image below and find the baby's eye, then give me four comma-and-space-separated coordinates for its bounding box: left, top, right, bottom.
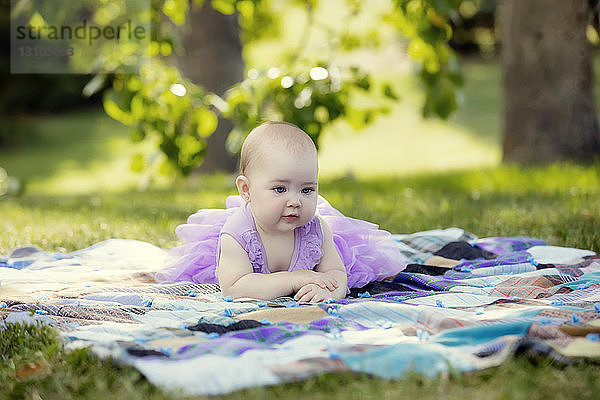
302, 187, 315, 194
273, 186, 286, 194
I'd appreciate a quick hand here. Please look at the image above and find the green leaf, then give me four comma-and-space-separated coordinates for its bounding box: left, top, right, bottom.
346, 108, 368, 130
236, 0, 255, 19
159, 159, 176, 176
212, 0, 236, 15
159, 137, 179, 161
130, 154, 145, 173
104, 98, 133, 125
340, 33, 362, 51
194, 107, 218, 137
314, 106, 329, 123
354, 75, 371, 90
176, 135, 206, 161
129, 129, 145, 142
130, 95, 145, 120
163, 0, 189, 25
383, 84, 399, 100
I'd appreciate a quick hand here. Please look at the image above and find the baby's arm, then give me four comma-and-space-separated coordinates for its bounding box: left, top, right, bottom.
296, 216, 347, 302
218, 234, 337, 300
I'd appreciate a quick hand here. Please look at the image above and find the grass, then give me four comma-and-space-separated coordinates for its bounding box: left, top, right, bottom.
1, 163, 598, 254
2, 164, 600, 399
0, 109, 163, 194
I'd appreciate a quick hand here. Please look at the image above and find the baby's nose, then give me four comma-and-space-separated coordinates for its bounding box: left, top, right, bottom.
288, 195, 301, 207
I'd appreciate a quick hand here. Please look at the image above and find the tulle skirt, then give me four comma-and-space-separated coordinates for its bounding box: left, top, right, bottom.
155, 195, 406, 289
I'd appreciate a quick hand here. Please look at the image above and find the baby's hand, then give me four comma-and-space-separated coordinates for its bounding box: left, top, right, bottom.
291, 271, 338, 292
294, 283, 333, 304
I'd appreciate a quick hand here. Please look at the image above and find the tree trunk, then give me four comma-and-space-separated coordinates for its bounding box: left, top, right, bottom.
178, 1, 244, 173
501, 0, 600, 163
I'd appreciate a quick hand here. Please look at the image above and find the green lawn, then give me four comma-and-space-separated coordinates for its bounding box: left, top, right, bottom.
2, 164, 600, 399
0, 109, 163, 195
2, 164, 598, 254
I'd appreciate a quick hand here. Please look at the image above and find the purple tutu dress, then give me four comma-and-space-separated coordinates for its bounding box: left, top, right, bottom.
155, 195, 406, 289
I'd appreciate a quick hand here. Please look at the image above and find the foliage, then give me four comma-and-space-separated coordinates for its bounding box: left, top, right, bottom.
98, 0, 398, 176
219, 64, 393, 153
448, 0, 498, 56
0, 57, 504, 194
6, 0, 487, 177
103, 60, 215, 176
388, 0, 465, 118
107, 0, 477, 176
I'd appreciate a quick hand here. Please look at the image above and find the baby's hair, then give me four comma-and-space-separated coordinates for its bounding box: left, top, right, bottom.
239, 122, 317, 176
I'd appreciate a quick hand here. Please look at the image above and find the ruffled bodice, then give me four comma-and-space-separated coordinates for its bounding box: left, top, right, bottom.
218, 200, 323, 274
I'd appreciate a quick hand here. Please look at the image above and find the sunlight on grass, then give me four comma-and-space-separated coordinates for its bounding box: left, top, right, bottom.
0, 110, 172, 195
318, 105, 501, 178
317, 59, 502, 178
2, 164, 598, 254
31, 136, 168, 195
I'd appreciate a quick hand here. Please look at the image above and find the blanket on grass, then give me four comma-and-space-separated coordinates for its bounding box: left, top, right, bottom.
1, 228, 600, 396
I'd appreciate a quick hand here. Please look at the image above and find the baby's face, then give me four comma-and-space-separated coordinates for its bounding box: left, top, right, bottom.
246, 146, 318, 234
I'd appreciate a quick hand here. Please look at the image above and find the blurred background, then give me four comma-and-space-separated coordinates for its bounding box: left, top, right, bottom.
1, 0, 599, 196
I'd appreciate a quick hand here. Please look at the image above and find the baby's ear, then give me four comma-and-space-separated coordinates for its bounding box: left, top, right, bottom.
235, 175, 251, 202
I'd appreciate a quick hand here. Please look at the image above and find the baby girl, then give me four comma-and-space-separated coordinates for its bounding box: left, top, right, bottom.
156, 122, 406, 302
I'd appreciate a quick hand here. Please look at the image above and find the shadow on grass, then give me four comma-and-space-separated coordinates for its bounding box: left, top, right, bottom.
0, 109, 132, 183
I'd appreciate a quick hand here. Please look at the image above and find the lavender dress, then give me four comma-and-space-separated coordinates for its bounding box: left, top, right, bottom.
155, 195, 406, 289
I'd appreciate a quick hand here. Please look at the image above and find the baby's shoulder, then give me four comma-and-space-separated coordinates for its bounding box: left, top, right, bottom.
222, 206, 246, 228
220, 204, 255, 241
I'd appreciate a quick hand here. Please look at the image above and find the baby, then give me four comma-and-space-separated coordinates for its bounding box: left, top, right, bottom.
219, 121, 347, 302
156, 122, 406, 302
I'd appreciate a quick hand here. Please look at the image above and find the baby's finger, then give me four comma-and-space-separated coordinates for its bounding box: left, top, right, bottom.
310, 293, 328, 303
297, 290, 315, 303
294, 286, 310, 300
313, 280, 328, 289
308, 294, 320, 303
324, 278, 338, 291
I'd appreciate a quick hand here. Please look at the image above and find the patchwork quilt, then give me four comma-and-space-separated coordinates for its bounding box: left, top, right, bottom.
1, 228, 600, 396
